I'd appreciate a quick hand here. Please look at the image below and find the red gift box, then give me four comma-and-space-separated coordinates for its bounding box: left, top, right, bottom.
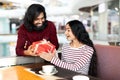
31, 40, 55, 54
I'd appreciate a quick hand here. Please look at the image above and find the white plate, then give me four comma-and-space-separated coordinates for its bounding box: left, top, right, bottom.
39, 68, 58, 75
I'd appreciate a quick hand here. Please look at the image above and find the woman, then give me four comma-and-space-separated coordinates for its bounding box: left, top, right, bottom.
39, 20, 97, 77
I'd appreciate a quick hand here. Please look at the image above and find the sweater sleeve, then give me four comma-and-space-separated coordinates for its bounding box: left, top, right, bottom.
15, 25, 29, 56
51, 45, 93, 72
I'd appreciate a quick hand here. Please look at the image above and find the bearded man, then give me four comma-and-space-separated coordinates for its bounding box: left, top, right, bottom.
16, 4, 59, 56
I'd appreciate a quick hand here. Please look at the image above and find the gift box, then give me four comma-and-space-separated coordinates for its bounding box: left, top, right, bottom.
31, 40, 55, 54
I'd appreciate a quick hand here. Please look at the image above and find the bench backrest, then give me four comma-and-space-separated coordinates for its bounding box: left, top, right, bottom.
94, 44, 120, 80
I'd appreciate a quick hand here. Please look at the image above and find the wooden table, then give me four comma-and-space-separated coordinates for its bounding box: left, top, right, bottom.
0, 62, 100, 80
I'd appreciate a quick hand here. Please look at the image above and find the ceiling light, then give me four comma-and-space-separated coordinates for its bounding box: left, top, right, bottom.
115, 7, 118, 11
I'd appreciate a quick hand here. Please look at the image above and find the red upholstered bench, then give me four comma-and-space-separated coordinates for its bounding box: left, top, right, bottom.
94, 44, 120, 80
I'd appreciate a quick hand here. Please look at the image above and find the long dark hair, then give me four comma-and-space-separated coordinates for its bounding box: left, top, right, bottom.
67, 20, 97, 77
23, 4, 47, 31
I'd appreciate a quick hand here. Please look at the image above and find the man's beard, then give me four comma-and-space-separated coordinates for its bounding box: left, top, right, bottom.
33, 21, 47, 31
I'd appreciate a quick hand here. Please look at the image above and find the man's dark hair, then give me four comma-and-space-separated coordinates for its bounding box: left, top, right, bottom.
23, 4, 47, 31
67, 20, 97, 77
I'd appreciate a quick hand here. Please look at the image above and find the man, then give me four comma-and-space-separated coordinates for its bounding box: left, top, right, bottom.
16, 4, 59, 56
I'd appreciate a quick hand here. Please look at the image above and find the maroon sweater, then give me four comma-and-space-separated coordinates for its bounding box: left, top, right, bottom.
16, 21, 59, 56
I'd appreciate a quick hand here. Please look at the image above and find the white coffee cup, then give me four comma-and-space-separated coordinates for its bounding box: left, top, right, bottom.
73, 75, 89, 80
42, 65, 55, 74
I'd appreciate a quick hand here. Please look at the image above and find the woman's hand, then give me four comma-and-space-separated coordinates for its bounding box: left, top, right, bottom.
38, 50, 56, 61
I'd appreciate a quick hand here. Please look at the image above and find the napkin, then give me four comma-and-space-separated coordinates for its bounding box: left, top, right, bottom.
31, 39, 55, 54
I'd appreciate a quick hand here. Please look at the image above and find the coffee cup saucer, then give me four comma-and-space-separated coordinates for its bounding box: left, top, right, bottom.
39, 68, 58, 75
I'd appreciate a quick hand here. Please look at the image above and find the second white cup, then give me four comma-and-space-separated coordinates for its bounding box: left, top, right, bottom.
73, 75, 89, 80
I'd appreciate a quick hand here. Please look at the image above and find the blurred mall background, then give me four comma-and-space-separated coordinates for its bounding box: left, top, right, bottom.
0, 0, 119, 57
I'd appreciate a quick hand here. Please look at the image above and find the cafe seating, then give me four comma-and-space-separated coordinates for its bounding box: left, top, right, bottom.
94, 44, 120, 80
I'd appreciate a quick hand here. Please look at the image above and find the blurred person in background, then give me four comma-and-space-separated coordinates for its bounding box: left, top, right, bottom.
39, 20, 97, 77
16, 4, 59, 56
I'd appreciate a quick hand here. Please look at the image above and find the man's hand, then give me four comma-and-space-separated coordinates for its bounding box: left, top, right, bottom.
24, 45, 37, 56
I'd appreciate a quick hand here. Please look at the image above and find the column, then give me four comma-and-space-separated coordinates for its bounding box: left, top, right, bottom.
98, 2, 108, 40
118, 0, 120, 39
